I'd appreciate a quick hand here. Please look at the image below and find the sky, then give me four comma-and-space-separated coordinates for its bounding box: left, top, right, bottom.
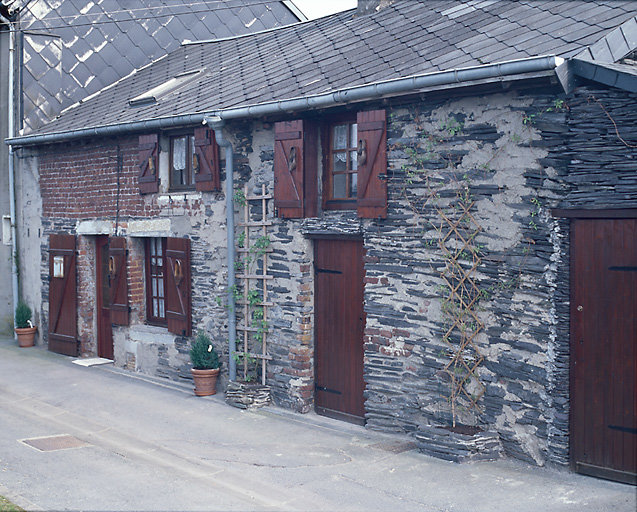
291, 0, 358, 20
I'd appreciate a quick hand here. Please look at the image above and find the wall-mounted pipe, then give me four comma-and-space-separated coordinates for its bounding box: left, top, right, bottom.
1, 12, 19, 334
206, 116, 237, 382
6, 55, 561, 148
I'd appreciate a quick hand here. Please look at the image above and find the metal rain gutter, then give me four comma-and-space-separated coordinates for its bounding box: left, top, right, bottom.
5, 55, 561, 148
206, 116, 237, 382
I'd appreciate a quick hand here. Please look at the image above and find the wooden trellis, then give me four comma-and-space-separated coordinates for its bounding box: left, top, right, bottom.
236, 184, 272, 385
436, 196, 485, 425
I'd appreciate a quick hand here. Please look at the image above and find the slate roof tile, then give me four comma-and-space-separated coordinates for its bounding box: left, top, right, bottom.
30, 0, 637, 136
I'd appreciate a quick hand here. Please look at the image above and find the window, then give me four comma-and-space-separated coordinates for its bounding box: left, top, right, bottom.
137, 128, 219, 195
273, 109, 387, 220
143, 237, 192, 335
145, 237, 166, 325
325, 119, 358, 208
170, 134, 197, 190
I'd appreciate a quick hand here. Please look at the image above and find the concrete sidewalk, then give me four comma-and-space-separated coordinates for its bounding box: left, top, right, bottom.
0, 337, 634, 512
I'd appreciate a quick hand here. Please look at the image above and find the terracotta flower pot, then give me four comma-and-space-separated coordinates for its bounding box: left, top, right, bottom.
15, 326, 37, 348
191, 368, 220, 396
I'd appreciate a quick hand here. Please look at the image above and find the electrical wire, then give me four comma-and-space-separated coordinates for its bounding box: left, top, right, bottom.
3, 0, 295, 33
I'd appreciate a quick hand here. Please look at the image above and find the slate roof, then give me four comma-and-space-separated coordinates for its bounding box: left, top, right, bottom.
4, 0, 299, 133
30, 0, 637, 137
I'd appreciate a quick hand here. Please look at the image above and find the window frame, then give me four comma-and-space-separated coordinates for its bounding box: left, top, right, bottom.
322, 114, 359, 211
145, 237, 167, 326
168, 132, 196, 191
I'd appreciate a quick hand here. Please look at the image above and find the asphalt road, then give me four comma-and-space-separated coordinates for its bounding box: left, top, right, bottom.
0, 337, 634, 512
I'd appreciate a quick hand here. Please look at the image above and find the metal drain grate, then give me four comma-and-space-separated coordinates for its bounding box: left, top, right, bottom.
21, 434, 89, 452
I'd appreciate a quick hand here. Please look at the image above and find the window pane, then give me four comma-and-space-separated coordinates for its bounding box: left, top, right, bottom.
158, 278, 164, 298
333, 124, 347, 150
153, 298, 159, 318
349, 150, 357, 171
333, 152, 347, 172
159, 299, 165, 318
349, 173, 357, 198
172, 137, 186, 171
350, 123, 357, 147
333, 173, 347, 199
152, 278, 157, 296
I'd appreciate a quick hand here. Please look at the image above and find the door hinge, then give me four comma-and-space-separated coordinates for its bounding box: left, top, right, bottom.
315, 384, 342, 395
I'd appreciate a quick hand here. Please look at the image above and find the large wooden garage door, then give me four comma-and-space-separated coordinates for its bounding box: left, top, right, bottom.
314, 239, 366, 425
571, 218, 636, 484
48, 234, 78, 356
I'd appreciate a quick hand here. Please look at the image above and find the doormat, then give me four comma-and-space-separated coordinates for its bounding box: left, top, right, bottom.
72, 357, 114, 367
20, 434, 89, 452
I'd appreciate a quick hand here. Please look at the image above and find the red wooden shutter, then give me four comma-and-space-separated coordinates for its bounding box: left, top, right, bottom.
274, 120, 305, 218
108, 236, 129, 325
165, 237, 191, 336
138, 134, 159, 194
356, 110, 387, 219
48, 234, 78, 356
194, 126, 221, 192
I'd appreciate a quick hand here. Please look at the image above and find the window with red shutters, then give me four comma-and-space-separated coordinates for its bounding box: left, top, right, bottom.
165, 237, 191, 337
273, 110, 386, 219
138, 134, 159, 194
108, 236, 129, 326
193, 126, 221, 192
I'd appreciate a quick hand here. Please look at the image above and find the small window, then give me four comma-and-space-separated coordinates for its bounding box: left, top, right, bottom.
170, 134, 196, 190
325, 119, 358, 208
145, 237, 166, 325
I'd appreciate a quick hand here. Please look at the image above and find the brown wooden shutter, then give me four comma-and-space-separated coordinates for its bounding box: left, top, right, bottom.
108, 236, 129, 325
138, 134, 159, 194
48, 234, 78, 356
274, 120, 305, 218
165, 237, 191, 336
356, 110, 387, 219
193, 126, 221, 192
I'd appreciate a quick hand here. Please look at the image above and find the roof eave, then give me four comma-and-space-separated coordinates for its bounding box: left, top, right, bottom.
6, 55, 561, 148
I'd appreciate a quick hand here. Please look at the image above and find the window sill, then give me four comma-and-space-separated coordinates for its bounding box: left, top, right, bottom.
128, 324, 174, 345
157, 191, 201, 207
324, 200, 356, 211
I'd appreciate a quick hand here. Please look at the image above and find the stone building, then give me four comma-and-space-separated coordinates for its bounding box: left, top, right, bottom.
7, 0, 637, 484
0, 0, 301, 332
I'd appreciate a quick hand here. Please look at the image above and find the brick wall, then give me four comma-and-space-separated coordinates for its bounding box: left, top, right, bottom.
39, 139, 158, 219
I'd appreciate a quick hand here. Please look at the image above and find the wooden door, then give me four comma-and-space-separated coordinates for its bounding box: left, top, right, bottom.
48, 234, 78, 356
96, 236, 114, 360
314, 239, 365, 424
571, 218, 636, 484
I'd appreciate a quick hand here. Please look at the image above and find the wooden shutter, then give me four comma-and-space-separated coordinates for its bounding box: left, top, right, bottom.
138, 134, 159, 194
48, 234, 78, 356
274, 120, 305, 218
108, 236, 129, 325
194, 126, 221, 192
356, 110, 387, 219
165, 237, 191, 336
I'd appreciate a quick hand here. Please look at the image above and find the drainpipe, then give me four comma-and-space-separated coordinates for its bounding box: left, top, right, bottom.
205, 116, 236, 381
2, 13, 19, 334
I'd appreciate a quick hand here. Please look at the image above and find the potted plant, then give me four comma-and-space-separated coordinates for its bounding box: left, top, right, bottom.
15, 301, 37, 347
189, 331, 221, 396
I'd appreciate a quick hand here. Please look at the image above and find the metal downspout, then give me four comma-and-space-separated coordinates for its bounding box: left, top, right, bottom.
206, 117, 236, 381
2, 13, 19, 334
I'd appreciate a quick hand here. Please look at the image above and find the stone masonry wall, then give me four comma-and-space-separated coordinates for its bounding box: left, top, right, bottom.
36, 136, 230, 381
31, 82, 637, 468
